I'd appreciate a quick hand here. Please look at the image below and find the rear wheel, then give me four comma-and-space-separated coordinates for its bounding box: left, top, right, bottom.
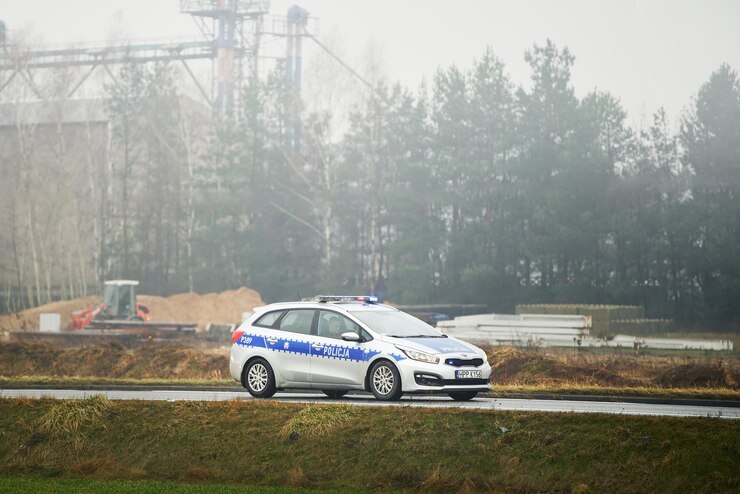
322, 390, 348, 399
448, 391, 478, 401
369, 361, 403, 401
243, 358, 276, 398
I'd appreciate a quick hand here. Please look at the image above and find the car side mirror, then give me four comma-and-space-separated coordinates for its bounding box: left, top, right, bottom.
341, 332, 361, 342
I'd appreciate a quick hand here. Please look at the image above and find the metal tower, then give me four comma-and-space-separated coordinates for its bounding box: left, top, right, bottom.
284, 5, 309, 150
180, 0, 270, 114
0, 2, 323, 121
0, 2, 275, 116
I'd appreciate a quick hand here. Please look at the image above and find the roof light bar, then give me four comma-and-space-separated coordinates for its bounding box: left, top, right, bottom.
316, 295, 378, 303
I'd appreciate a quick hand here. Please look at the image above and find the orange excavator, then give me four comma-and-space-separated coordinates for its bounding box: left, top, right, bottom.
70, 280, 151, 330
70, 280, 194, 332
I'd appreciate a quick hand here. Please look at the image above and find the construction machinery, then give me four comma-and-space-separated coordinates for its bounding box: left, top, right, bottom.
70, 280, 196, 332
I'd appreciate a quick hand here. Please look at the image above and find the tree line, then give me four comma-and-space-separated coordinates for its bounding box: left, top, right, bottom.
1, 40, 738, 327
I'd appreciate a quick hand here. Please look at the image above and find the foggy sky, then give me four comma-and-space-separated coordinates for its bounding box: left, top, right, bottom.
3, 0, 740, 128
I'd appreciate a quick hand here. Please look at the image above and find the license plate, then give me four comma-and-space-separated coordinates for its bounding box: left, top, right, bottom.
455, 370, 482, 379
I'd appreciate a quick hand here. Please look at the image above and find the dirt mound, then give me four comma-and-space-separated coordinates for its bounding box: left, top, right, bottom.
141, 287, 264, 330
0, 287, 265, 332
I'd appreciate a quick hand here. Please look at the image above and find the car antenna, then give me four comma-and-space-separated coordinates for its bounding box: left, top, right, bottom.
296, 291, 302, 301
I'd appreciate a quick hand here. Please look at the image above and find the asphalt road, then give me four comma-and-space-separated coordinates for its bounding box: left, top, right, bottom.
1, 388, 737, 419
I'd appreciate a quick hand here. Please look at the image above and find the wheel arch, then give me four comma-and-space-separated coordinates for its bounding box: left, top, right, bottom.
241, 354, 273, 388
364, 357, 399, 392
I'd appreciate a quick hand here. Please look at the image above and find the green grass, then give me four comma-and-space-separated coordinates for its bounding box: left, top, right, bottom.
0, 398, 738, 493
0, 477, 351, 493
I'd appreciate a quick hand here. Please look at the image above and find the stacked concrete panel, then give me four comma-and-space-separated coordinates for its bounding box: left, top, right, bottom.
515, 304, 673, 337
437, 313, 591, 347
439, 311, 732, 351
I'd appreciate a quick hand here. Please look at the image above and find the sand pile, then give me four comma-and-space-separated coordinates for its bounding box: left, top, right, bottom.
140, 288, 264, 330
0, 287, 265, 332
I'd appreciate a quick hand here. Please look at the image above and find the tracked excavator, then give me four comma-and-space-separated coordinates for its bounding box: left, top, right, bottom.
70, 280, 195, 332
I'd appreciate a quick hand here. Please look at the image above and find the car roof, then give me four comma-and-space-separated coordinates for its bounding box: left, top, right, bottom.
253, 300, 398, 313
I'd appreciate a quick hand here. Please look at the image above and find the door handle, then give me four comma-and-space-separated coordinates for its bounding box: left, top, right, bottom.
312, 344, 324, 351
267, 337, 278, 345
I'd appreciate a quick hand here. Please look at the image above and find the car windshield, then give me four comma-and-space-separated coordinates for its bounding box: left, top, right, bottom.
348, 309, 442, 337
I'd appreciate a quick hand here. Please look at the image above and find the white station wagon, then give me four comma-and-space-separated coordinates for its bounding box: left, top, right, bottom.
230, 296, 492, 401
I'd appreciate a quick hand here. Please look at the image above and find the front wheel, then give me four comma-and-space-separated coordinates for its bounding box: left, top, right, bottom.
322, 390, 348, 399
448, 391, 478, 401
369, 361, 403, 401
243, 358, 276, 398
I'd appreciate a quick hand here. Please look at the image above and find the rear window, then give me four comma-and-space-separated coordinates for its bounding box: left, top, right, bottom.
276, 309, 315, 335
254, 310, 284, 328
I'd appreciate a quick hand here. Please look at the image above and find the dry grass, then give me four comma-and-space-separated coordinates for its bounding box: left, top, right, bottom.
485, 346, 739, 390
38, 395, 111, 436
284, 466, 308, 488
279, 404, 356, 439
0, 341, 229, 380
0, 339, 738, 397
38, 395, 111, 450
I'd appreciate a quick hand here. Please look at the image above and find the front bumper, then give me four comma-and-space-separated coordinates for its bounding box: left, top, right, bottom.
397, 358, 492, 393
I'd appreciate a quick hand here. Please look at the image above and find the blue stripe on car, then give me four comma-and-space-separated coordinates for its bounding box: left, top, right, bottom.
237, 333, 405, 362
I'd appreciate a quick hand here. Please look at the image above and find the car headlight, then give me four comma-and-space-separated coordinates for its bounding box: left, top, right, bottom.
397, 346, 440, 364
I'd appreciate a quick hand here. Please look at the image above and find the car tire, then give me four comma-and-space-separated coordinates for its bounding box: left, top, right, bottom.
447, 391, 478, 401
322, 390, 348, 399
243, 358, 276, 398
369, 361, 403, 401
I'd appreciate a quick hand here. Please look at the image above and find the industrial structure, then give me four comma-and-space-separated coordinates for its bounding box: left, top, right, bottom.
0, 1, 316, 116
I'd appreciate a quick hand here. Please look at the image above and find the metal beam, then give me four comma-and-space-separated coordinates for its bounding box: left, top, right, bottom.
66, 64, 99, 98
19, 69, 43, 99
180, 58, 213, 107
0, 70, 17, 95
0, 40, 214, 71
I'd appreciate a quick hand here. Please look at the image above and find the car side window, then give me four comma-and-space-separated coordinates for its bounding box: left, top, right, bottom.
254, 310, 284, 328
276, 309, 315, 335
318, 310, 362, 340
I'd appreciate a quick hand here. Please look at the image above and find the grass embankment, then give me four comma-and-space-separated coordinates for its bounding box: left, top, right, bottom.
1, 397, 738, 493
0, 477, 332, 494
486, 346, 739, 392
0, 341, 228, 380
1, 340, 739, 400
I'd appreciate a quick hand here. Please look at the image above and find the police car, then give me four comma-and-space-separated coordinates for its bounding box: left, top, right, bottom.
229, 296, 492, 401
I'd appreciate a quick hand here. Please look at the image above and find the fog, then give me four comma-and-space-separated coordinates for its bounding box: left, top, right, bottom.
4, 0, 740, 124
1, 1, 739, 327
